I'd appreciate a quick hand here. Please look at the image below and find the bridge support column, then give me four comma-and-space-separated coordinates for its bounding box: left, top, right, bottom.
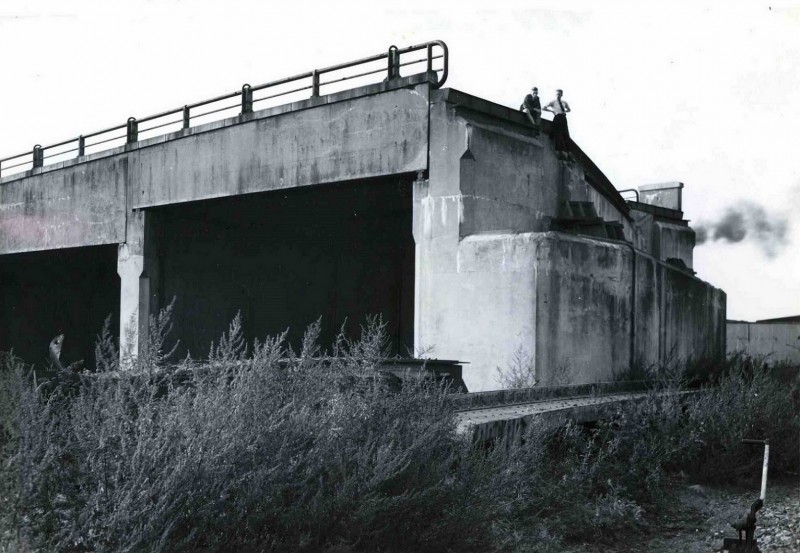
117, 210, 161, 366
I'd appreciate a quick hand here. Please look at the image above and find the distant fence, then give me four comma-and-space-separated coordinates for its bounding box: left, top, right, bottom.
0, 40, 448, 180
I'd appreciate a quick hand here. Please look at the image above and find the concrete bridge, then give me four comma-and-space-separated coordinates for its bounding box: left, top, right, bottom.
0, 41, 725, 391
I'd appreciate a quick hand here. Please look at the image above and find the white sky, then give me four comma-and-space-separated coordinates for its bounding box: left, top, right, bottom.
1, 0, 798, 320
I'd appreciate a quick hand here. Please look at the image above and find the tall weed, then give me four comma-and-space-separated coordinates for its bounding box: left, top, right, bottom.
3, 311, 798, 553
6, 314, 493, 553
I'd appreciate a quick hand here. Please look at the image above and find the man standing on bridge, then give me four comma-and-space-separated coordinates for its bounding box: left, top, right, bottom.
543, 89, 571, 152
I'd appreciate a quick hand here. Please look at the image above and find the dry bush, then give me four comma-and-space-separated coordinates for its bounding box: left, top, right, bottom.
3, 311, 799, 553
495, 346, 537, 389
4, 313, 495, 553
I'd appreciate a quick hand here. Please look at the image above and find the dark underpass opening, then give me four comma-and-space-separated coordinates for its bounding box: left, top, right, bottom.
0, 245, 120, 370
151, 175, 415, 359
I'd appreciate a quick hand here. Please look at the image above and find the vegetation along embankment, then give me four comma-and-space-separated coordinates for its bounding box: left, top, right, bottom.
1, 306, 798, 552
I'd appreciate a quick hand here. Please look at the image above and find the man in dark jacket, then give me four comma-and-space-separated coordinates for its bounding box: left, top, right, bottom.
521, 86, 541, 134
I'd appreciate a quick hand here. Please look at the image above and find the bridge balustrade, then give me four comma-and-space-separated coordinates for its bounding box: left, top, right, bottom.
0, 40, 448, 179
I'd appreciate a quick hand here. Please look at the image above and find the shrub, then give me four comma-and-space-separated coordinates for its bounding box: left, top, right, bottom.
1, 353, 24, 550
489, 355, 799, 549
3, 309, 798, 553
5, 315, 496, 553
495, 346, 537, 389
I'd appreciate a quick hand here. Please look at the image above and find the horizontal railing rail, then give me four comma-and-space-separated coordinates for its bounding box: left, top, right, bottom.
617, 188, 640, 202
0, 40, 448, 180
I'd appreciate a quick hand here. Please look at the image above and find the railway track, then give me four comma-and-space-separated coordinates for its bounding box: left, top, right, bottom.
452, 382, 696, 443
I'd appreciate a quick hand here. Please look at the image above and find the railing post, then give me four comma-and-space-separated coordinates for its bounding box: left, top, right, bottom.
387, 45, 400, 80
241, 84, 253, 115
311, 70, 320, 97
78, 135, 85, 157
427, 43, 433, 72
126, 118, 138, 144
182, 105, 190, 129
32, 145, 43, 168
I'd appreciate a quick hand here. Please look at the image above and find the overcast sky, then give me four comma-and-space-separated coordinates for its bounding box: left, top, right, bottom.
1, 0, 798, 320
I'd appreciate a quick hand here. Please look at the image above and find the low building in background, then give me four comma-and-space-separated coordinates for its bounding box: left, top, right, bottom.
727, 316, 800, 364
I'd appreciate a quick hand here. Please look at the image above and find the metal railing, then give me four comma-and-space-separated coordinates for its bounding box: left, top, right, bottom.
617, 188, 640, 202
0, 40, 448, 180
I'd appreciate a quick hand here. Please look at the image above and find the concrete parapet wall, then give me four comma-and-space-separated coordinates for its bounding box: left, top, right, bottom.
416, 230, 725, 391
533, 233, 632, 384
660, 260, 726, 363
130, 83, 429, 209
418, 91, 725, 390
0, 78, 430, 255
0, 159, 126, 254
533, 233, 724, 385
727, 322, 800, 363
655, 221, 695, 268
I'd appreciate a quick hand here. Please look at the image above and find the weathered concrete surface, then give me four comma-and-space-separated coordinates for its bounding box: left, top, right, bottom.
638, 182, 683, 211
562, 160, 635, 237
655, 221, 695, 267
629, 202, 695, 269
533, 233, 632, 384
130, 83, 429, 209
0, 77, 430, 255
413, 94, 552, 389
0, 159, 126, 254
415, 227, 725, 391
117, 210, 161, 361
660, 261, 726, 364
415, 89, 725, 391
727, 321, 800, 363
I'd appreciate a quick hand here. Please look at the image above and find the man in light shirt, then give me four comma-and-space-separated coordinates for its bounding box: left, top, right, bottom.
543, 89, 571, 152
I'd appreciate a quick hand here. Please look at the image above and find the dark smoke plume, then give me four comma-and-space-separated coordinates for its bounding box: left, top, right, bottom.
694, 201, 790, 258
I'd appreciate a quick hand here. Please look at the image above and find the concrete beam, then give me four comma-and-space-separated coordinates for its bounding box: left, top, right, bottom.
0, 158, 126, 254
0, 76, 431, 255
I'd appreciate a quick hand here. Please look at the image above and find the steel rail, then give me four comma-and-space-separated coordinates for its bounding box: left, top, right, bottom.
43, 146, 80, 160
85, 133, 127, 149
1, 159, 31, 170
252, 83, 314, 103
137, 117, 185, 136
319, 66, 387, 87
188, 102, 240, 120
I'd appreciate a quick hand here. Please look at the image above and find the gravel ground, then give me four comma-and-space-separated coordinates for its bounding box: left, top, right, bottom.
560, 477, 799, 553
675, 478, 800, 552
